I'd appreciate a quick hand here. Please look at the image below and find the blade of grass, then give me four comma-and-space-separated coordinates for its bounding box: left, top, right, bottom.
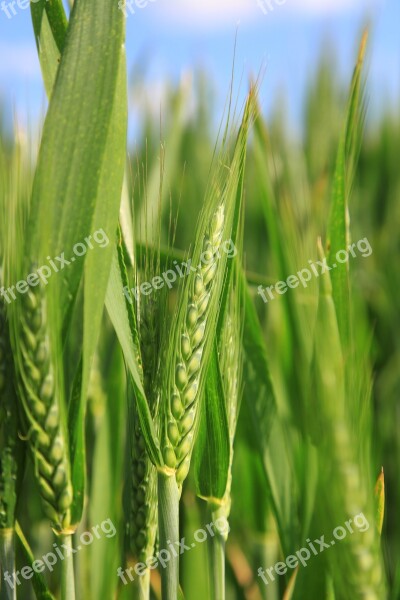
0, 529, 15, 600
374, 467, 385, 536
28, 0, 126, 333
29, 0, 128, 529
194, 344, 230, 503
30, 0, 68, 96
327, 31, 368, 354
15, 522, 55, 600
105, 240, 163, 468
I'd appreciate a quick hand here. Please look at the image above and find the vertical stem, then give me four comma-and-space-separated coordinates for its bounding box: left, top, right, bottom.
60, 534, 76, 600
0, 529, 16, 600
158, 472, 180, 600
136, 569, 151, 600
209, 529, 225, 600
208, 506, 226, 600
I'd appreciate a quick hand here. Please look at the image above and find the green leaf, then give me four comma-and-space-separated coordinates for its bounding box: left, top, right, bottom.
68, 359, 84, 525
15, 523, 55, 600
253, 110, 312, 427
0, 529, 16, 600
194, 344, 230, 502
216, 87, 255, 339
28, 0, 126, 329
105, 242, 164, 468
75, 52, 128, 524
240, 265, 276, 438
327, 31, 368, 353
283, 567, 298, 600
30, 0, 68, 97
238, 265, 299, 553
29, 0, 128, 526
89, 341, 126, 600
374, 467, 385, 536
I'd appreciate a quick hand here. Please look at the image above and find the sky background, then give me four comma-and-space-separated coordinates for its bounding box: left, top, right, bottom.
0, 0, 399, 141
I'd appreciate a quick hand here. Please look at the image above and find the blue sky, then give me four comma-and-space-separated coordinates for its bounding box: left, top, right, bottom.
0, 0, 398, 140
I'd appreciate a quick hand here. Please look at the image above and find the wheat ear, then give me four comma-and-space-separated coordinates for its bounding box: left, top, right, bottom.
15, 285, 73, 532
129, 294, 162, 586
162, 203, 225, 487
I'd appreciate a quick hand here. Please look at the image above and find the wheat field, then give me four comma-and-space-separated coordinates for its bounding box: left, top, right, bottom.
0, 2, 399, 600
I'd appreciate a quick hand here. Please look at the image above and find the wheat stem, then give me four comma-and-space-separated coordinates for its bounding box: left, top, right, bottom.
207, 505, 226, 600
158, 472, 180, 600
60, 534, 75, 600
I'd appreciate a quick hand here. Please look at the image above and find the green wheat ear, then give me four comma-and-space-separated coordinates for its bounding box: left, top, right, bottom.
130, 421, 158, 561
128, 225, 169, 573
129, 298, 160, 565
161, 203, 225, 487
10, 281, 73, 533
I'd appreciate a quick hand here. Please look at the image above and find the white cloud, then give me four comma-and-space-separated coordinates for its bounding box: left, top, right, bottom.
287, 0, 383, 15
158, 0, 383, 28
158, 0, 257, 28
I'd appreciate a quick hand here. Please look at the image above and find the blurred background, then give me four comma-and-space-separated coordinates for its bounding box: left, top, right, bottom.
0, 0, 399, 139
